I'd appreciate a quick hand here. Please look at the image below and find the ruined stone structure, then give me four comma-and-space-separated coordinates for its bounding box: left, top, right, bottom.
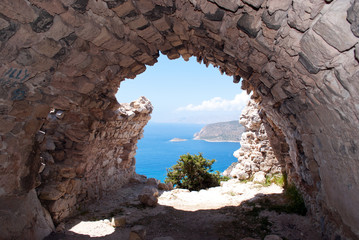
0, 0, 358, 239
224, 99, 287, 180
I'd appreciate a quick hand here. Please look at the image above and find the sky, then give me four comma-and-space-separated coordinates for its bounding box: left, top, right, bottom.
116, 54, 250, 124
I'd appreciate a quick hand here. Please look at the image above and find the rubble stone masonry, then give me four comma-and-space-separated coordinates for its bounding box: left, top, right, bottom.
0, 0, 358, 239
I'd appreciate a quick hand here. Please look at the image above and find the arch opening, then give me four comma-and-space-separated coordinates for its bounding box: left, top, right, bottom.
0, 0, 358, 239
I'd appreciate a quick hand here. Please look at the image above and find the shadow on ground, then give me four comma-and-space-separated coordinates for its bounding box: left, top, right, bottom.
45, 190, 321, 240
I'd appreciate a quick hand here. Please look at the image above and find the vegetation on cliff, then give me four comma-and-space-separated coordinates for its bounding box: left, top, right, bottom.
165, 153, 228, 191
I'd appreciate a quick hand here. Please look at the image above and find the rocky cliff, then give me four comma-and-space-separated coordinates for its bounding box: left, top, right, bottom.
194, 120, 245, 142
0, 0, 358, 239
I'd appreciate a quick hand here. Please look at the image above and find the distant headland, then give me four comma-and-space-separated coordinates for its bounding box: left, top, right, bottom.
194, 120, 245, 142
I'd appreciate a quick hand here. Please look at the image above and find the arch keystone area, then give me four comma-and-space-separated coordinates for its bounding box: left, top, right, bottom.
0, 0, 359, 239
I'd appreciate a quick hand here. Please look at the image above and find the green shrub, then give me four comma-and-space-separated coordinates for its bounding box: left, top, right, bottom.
165, 153, 226, 191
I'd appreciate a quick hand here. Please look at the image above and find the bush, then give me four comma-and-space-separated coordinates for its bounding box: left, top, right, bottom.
165, 153, 226, 191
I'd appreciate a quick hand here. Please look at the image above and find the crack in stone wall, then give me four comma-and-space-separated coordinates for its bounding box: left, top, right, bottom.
0, 0, 359, 239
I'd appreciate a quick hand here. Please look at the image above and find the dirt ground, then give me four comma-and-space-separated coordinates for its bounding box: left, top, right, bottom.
45, 178, 322, 240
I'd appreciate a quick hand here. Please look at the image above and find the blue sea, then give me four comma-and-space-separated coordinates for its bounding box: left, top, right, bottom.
135, 123, 241, 182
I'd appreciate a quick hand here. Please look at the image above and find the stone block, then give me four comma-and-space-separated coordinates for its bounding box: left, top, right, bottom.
0, 21, 17, 43
300, 30, 339, 69
32, 38, 62, 58
313, 0, 358, 52
152, 16, 171, 32
59, 166, 77, 179
87, 0, 114, 17
287, 2, 311, 32
112, 1, 136, 18
266, 0, 291, 15
71, 0, 89, 13
75, 21, 101, 41
135, 0, 155, 14
48, 195, 76, 214
130, 225, 146, 240
202, 18, 222, 34
237, 13, 261, 38
347, 0, 359, 37
262, 10, 286, 30
0, 190, 54, 240
128, 15, 149, 30
45, 15, 73, 41
0, 0, 37, 24
204, 9, 225, 22
208, 0, 243, 12
101, 37, 124, 51
92, 27, 113, 47
111, 216, 126, 227
253, 171, 266, 183
39, 184, 66, 201
8, 24, 42, 49
0, 116, 17, 133
0, 18, 9, 30
30, 0, 66, 15
30, 10, 54, 33
242, 0, 264, 9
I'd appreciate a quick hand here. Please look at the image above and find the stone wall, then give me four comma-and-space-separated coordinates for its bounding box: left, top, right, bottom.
0, 0, 359, 239
224, 99, 287, 180
36, 96, 152, 223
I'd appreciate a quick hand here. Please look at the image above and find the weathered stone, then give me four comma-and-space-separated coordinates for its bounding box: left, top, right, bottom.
130, 225, 146, 240
111, 215, 126, 227
71, 0, 89, 13
0, 18, 10, 30
32, 38, 63, 58
45, 15, 73, 41
347, 0, 359, 38
39, 184, 66, 201
237, 13, 261, 38
266, 0, 291, 14
208, 0, 243, 12
355, 44, 359, 62
128, 15, 149, 30
138, 186, 158, 207
242, 0, 264, 9
300, 30, 340, 69
287, 1, 312, 32
205, 9, 225, 22
262, 10, 286, 30
112, 0, 137, 18
0, 22, 18, 43
30, 10, 54, 33
0, 0, 37, 23
152, 16, 171, 31
313, 0, 358, 52
264, 235, 282, 240
30, 0, 66, 15
298, 52, 320, 74
253, 171, 266, 184
0, 190, 54, 240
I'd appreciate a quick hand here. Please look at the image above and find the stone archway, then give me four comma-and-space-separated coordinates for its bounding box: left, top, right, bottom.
0, 0, 358, 239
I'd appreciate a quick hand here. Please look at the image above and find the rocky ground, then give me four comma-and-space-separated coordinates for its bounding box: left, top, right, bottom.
45, 176, 321, 240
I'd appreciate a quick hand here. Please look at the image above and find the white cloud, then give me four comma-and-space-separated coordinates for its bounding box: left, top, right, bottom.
176, 92, 250, 112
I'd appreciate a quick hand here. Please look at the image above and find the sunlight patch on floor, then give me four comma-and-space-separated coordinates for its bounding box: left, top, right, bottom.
69, 220, 115, 237
158, 179, 284, 211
